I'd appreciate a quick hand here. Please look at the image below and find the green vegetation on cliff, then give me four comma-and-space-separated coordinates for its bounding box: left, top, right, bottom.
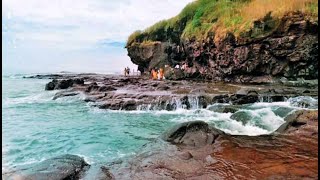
126, 0, 318, 47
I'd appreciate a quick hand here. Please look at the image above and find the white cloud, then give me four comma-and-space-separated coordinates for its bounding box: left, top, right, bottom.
3, 0, 194, 42
2, 0, 194, 74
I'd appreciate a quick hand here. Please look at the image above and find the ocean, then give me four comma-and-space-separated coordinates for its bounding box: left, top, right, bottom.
2, 74, 317, 174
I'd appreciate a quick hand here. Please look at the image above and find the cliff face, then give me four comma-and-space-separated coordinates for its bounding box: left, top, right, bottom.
127, 10, 318, 83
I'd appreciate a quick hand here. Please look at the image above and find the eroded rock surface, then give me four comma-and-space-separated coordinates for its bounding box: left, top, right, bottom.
110, 111, 318, 179
39, 73, 318, 111
3, 154, 90, 180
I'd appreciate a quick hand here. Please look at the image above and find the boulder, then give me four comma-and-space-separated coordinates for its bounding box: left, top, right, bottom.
161, 121, 224, 148
275, 110, 318, 133
56, 79, 74, 89
45, 79, 58, 90
45, 79, 75, 90
5, 154, 89, 180
230, 94, 259, 105
212, 95, 230, 103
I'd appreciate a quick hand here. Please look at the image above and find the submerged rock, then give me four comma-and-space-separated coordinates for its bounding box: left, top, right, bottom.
230, 111, 252, 125
5, 154, 89, 180
207, 104, 240, 113
272, 106, 295, 117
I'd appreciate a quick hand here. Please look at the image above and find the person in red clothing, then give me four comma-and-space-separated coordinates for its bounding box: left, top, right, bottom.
159, 68, 164, 80
152, 69, 158, 80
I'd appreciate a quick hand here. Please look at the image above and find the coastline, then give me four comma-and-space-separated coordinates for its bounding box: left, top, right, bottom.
3, 73, 317, 179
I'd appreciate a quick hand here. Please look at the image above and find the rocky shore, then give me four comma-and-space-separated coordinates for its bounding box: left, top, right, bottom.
27, 73, 318, 112
2, 73, 315, 179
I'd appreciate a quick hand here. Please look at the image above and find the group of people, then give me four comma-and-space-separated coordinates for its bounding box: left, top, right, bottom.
151, 68, 164, 80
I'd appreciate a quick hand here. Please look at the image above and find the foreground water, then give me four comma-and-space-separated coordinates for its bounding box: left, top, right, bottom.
2, 74, 317, 173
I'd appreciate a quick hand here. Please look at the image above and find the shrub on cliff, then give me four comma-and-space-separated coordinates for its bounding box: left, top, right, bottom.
126, 0, 318, 46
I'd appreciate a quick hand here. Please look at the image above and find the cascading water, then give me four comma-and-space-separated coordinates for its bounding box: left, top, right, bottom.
136, 95, 203, 111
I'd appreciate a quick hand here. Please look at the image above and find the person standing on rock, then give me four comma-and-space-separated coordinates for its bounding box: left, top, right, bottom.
152, 69, 158, 80
124, 67, 127, 76
159, 68, 164, 80
127, 67, 130, 76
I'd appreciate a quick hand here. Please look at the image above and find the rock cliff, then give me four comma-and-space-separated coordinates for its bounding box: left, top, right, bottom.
126, 0, 318, 83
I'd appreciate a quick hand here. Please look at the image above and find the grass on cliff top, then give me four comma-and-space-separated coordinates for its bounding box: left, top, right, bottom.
127, 0, 318, 46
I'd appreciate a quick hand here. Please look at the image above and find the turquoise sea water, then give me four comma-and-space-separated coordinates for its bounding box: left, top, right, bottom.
2, 74, 317, 173
2, 75, 178, 171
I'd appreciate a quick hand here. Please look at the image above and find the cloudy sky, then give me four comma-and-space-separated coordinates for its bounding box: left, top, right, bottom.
2, 0, 193, 74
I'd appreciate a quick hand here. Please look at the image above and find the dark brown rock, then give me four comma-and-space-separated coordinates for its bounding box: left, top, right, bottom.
4, 154, 89, 180
161, 121, 223, 148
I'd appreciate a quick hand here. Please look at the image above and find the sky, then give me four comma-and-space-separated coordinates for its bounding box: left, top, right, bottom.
2, 0, 194, 75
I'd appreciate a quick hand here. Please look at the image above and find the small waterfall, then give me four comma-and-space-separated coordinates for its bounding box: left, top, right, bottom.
258, 95, 274, 103
135, 95, 205, 111
188, 96, 200, 110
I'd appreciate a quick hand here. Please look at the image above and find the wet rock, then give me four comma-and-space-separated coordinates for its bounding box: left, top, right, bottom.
98, 86, 117, 92
156, 84, 170, 90
161, 121, 223, 148
207, 104, 240, 113
86, 83, 99, 92
212, 94, 230, 103
53, 91, 79, 100
56, 79, 74, 89
230, 111, 252, 125
84, 96, 99, 102
98, 101, 122, 110
288, 96, 318, 108
230, 94, 259, 105
165, 103, 176, 111
122, 100, 137, 111
73, 78, 85, 85
272, 107, 295, 117
275, 110, 318, 133
6, 154, 89, 180
180, 96, 191, 109
96, 166, 115, 180
45, 79, 58, 90
45, 79, 75, 90
25, 74, 64, 79
198, 96, 209, 108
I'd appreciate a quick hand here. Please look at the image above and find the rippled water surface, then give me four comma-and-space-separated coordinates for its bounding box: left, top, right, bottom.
2, 75, 317, 173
